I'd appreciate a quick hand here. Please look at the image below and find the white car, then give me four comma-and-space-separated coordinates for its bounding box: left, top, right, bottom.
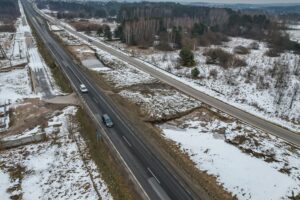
80, 84, 88, 93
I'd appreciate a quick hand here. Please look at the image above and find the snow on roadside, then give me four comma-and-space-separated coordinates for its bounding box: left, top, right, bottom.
0, 106, 113, 200
120, 88, 201, 121
288, 23, 300, 43
159, 109, 300, 200
0, 171, 10, 200
18, 0, 61, 97
0, 68, 38, 104
95, 49, 157, 88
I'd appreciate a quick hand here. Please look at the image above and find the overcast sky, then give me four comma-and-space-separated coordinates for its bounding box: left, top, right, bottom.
164, 0, 300, 4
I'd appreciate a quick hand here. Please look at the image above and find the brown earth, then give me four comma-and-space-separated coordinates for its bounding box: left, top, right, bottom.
1, 98, 66, 139
67, 44, 96, 61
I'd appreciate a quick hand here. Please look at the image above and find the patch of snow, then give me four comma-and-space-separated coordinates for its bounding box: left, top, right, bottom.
0, 68, 38, 103
3, 126, 40, 141
0, 106, 112, 200
0, 171, 10, 200
120, 89, 201, 120
159, 110, 300, 200
288, 23, 300, 43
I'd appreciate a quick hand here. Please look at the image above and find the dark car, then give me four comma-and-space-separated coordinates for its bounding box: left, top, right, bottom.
102, 114, 114, 128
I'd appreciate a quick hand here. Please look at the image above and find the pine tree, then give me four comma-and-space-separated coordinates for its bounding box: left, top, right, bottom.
179, 48, 195, 66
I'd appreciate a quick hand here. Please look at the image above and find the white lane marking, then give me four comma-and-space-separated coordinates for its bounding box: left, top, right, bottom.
147, 167, 160, 184
122, 136, 132, 147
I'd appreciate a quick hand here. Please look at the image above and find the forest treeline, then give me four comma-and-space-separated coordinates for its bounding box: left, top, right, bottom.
116, 2, 299, 54
36, 0, 122, 19
0, 0, 20, 32
37, 1, 300, 54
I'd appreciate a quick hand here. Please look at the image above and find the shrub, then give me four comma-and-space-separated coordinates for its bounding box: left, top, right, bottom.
233, 45, 250, 54
179, 48, 195, 67
231, 57, 247, 67
0, 24, 16, 32
265, 49, 280, 57
69, 21, 102, 32
248, 42, 259, 50
191, 67, 200, 78
209, 69, 218, 79
103, 24, 112, 41
204, 48, 247, 68
199, 31, 229, 46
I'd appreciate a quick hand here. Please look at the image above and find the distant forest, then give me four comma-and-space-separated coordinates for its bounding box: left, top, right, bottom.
0, 0, 20, 32
37, 1, 300, 54
36, 0, 122, 19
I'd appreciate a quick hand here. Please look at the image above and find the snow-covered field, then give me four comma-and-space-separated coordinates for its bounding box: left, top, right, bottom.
288, 23, 300, 43
0, 0, 60, 105
0, 107, 112, 200
139, 37, 300, 131
95, 48, 157, 88
159, 108, 300, 200
120, 88, 201, 121
0, 68, 36, 103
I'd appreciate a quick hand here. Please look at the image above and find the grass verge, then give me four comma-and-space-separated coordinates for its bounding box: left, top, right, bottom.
76, 108, 136, 200
27, 19, 72, 93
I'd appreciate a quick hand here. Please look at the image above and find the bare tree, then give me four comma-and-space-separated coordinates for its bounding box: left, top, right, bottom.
294, 57, 300, 76
289, 83, 299, 109
274, 61, 290, 105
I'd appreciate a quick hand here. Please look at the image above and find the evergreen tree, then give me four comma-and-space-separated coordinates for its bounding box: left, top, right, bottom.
114, 25, 123, 40
103, 25, 112, 40
97, 26, 103, 36
179, 48, 195, 66
191, 67, 200, 78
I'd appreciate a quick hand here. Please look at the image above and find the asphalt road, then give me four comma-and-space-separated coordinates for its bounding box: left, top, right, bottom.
41, 12, 300, 147
22, 1, 197, 200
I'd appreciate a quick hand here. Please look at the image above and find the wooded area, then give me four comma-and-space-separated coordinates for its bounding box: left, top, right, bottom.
36, 0, 121, 19
116, 2, 300, 54
37, 1, 300, 54
0, 0, 20, 32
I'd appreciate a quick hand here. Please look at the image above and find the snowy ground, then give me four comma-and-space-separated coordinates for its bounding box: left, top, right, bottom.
0, 68, 36, 104
43, 11, 158, 89
0, 0, 60, 105
18, 0, 60, 97
0, 106, 112, 200
288, 23, 300, 43
159, 107, 300, 200
120, 87, 201, 121
138, 37, 300, 132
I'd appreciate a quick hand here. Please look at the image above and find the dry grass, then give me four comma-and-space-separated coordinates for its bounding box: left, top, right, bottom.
76, 108, 137, 200
28, 18, 72, 93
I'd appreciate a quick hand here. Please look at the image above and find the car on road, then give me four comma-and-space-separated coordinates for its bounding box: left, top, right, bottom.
88, 38, 92, 43
102, 114, 114, 128
80, 84, 88, 93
